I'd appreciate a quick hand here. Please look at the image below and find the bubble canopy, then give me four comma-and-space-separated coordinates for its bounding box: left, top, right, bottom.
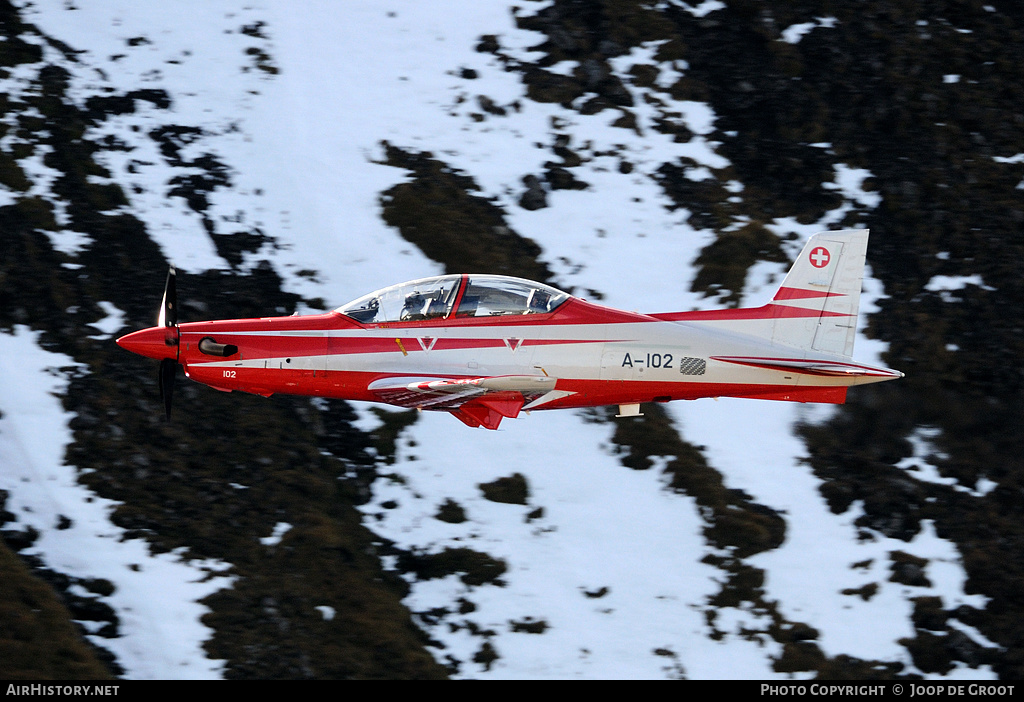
336, 274, 570, 324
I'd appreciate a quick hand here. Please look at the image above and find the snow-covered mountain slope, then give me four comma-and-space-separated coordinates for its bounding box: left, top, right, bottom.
2, 0, 1020, 679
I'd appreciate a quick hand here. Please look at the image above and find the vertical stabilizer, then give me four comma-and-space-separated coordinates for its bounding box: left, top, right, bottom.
768, 229, 868, 357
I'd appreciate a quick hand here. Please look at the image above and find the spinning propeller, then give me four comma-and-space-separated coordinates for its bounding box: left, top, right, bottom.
157, 267, 179, 420
116, 268, 181, 420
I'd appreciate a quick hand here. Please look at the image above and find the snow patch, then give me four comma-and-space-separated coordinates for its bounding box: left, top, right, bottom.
0, 326, 233, 679
88, 302, 127, 340
780, 18, 838, 45
260, 522, 292, 547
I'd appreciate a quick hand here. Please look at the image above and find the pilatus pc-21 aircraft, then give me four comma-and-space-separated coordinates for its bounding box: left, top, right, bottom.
118, 229, 903, 429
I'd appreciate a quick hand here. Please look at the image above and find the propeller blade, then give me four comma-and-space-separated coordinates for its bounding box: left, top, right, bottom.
157, 268, 180, 420
158, 267, 177, 328
158, 357, 176, 421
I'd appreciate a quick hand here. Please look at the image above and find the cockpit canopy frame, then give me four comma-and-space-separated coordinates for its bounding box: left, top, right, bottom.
336, 274, 570, 324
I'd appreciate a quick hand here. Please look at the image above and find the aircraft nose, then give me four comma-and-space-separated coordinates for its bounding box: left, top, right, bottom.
116, 326, 178, 361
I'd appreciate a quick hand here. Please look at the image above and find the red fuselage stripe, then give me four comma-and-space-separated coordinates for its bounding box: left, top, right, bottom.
649, 304, 853, 322
180, 332, 617, 359
772, 286, 845, 301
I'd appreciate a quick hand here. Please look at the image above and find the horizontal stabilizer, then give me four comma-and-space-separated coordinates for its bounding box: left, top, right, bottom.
711, 356, 904, 378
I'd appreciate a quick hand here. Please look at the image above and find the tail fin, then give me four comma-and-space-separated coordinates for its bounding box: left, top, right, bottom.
768, 228, 868, 357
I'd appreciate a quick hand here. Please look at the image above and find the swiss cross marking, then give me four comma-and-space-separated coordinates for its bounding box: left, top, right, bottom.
809, 246, 831, 268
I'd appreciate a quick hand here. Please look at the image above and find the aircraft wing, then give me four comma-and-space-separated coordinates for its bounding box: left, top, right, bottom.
367, 375, 571, 429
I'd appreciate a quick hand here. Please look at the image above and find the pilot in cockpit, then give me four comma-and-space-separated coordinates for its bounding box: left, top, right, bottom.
402, 289, 446, 320
346, 296, 379, 323
527, 289, 552, 313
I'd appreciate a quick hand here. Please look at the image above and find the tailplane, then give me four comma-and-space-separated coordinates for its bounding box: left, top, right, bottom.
767, 228, 868, 357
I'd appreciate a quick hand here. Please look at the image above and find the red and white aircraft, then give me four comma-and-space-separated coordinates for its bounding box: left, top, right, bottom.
117, 229, 902, 429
